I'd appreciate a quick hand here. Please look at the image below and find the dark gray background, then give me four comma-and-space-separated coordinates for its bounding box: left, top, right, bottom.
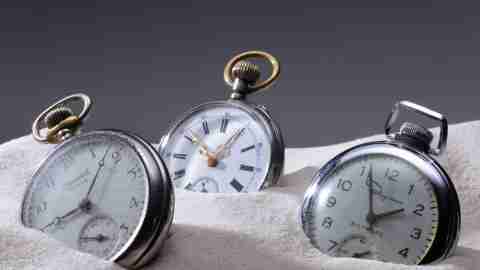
0, 1, 479, 147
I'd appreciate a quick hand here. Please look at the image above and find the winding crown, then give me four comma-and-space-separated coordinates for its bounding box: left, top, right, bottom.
44, 107, 74, 128
232, 61, 261, 85
399, 122, 434, 146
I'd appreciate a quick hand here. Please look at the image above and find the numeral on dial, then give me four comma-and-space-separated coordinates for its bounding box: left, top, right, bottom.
385, 168, 400, 182
327, 240, 338, 252
322, 217, 333, 229
33, 201, 47, 216
413, 204, 425, 216
326, 196, 336, 208
128, 165, 143, 180
240, 164, 255, 172
408, 184, 415, 195
184, 135, 194, 144
398, 248, 409, 258
173, 153, 187, 159
202, 120, 210, 135
410, 227, 422, 240
174, 169, 186, 180
129, 197, 141, 208
241, 145, 255, 153
337, 178, 352, 191
184, 183, 193, 190
220, 117, 229, 133
43, 176, 56, 189
360, 165, 367, 176
230, 178, 244, 192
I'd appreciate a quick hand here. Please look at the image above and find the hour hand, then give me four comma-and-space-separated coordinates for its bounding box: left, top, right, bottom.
40, 206, 83, 232
187, 130, 218, 167
372, 208, 405, 224
39, 199, 93, 232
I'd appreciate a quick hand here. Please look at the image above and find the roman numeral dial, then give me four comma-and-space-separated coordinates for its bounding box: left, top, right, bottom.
162, 106, 273, 193
202, 120, 210, 135
220, 117, 229, 133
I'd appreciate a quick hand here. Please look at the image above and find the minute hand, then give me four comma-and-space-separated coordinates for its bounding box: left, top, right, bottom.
366, 164, 376, 231
215, 127, 245, 160
84, 145, 112, 200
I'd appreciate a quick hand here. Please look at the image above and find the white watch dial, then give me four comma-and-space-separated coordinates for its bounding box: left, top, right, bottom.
22, 133, 148, 260
162, 104, 272, 193
303, 154, 439, 264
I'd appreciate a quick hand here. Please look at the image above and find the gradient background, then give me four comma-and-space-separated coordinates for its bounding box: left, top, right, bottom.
0, 1, 478, 147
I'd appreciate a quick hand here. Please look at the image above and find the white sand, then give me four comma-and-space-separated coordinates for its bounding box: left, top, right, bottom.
0, 121, 479, 270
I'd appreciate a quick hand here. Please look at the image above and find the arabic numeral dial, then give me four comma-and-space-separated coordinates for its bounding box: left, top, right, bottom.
21, 132, 149, 260
304, 153, 440, 265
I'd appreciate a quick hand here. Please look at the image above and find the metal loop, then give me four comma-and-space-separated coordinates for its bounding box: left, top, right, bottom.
384, 100, 448, 156
224, 50, 280, 92
32, 93, 92, 143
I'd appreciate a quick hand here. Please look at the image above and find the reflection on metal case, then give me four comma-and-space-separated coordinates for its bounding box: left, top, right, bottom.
159, 51, 285, 193
301, 100, 460, 265
22, 93, 174, 269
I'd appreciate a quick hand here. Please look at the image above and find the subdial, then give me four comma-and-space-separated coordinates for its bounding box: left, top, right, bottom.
334, 234, 376, 259
78, 215, 120, 259
185, 177, 219, 193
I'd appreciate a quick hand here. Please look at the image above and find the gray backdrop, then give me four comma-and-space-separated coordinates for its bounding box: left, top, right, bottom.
0, 1, 479, 147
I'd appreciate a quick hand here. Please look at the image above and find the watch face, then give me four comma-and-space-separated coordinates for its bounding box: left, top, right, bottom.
22, 131, 149, 260
161, 102, 273, 193
302, 150, 441, 265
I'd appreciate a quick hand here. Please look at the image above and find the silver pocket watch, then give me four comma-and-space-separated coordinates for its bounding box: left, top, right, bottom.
301, 101, 460, 265
159, 51, 285, 193
21, 94, 174, 269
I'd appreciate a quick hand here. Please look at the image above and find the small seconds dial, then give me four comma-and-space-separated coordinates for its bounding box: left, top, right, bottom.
22, 133, 148, 260
78, 215, 120, 258
162, 104, 272, 193
303, 154, 439, 265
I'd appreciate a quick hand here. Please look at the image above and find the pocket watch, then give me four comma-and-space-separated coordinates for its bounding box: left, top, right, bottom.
301, 101, 460, 265
21, 94, 174, 269
159, 51, 284, 193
